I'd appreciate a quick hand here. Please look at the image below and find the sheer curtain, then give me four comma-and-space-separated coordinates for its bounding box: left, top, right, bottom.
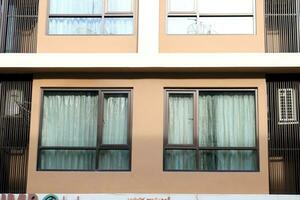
168, 94, 194, 144
49, 18, 102, 35
166, 94, 195, 170
102, 94, 128, 144
198, 91, 257, 170
99, 94, 129, 170
40, 91, 98, 170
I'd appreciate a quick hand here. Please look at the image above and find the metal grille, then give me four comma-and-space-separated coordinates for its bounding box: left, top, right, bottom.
267, 77, 300, 194
278, 88, 298, 124
0, 76, 32, 193
0, 0, 39, 53
265, 0, 300, 52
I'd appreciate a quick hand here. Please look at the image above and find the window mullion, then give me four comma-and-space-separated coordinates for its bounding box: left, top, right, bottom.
95, 90, 104, 170
194, 90, 200, 170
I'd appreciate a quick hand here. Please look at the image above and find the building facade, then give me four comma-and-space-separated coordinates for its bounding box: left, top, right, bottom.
0, 0, 300, 197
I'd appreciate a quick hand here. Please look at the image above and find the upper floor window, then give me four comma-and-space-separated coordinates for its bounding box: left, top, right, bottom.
38, 89, 132, 171
167, 0, 255, 35
164, 89, 258, 171
48, 0, 134, 35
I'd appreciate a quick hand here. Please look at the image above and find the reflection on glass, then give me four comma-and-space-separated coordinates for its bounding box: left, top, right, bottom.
98, 150, 130, 170
198, 17, 254, 34
104, 18, 134, 34
198, 0, 254, 14
49, 18, 102, 34
168, 0, 195, 12
165, 150, 196, 170
49, 0, 103, 14
40, 150, 96, 170
199, 150, 257, 171
167, 17, 197, 34
107, 0, 132, 12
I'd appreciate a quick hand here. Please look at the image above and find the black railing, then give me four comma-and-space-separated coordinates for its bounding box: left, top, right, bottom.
0, 0, 39, 53
0, 76, 32, 193
267, 75, 300, 194
265, 0, 300, 52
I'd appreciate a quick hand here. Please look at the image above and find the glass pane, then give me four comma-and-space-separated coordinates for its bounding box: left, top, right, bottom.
168, 0, 195, 12
102, 94, 129, 144
107, 0, 132, 12
165, 150, 196, 170
49, 0, 103, 14
198, 0, 254, 14
167, 17, 197, 34
98, 150, 130, 170
199, 91, 256, 147
168, 93, 194, 144
49, 18, 102, 34
41, 91, 98, 147
199, 150, 257, 171
40, 150, 96, 170
197, 17, 254, 34
104, 18, 134, 34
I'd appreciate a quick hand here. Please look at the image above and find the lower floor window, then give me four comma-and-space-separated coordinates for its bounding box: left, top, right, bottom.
38, 89, 132, 171
164, 89, 258, 171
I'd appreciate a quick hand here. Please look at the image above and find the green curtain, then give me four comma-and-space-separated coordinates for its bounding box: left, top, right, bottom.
40, 91, 98, 170
198, 91, 257, 170
102, 94, 128, 144
168, 94, 194, 144
99, 94, 130, 170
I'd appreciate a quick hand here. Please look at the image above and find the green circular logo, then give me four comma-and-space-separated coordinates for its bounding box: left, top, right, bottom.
43, 194, 59, 200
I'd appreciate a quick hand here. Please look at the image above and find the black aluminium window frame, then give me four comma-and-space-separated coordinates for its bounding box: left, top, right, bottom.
37, 88, 133, 172
163, 88, 260, 172
47, 0, 135, 36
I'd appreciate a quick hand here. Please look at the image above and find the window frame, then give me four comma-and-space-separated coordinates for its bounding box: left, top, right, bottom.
163, 88, 260, 172
37, 88, 133, 172
166, 0, 256, 35
47, 0, 135, 36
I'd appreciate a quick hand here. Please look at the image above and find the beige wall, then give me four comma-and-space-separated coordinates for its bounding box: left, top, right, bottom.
27, 76, 269, 194
159, 0, 265, 53
36, 0, 138, 53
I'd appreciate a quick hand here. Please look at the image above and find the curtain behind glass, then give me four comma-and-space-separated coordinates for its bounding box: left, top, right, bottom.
168, 94, 194, 144
49, 0, 103, 14
198, 91, 256, 147
40, 91, 98, 170
102, 94, 128, 144
198, 91, 257, 170
41, 91, 98, 147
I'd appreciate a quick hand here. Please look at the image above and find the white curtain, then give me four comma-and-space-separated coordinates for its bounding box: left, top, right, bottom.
104, 18, 134, 34
102, 94, 128, 144
49, 0, 103, 14
168, 94, 194, 144
107, 0, 132, 12
49, 18, 102, 34
40, 91, 98, 170
198, 92, 257, 170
